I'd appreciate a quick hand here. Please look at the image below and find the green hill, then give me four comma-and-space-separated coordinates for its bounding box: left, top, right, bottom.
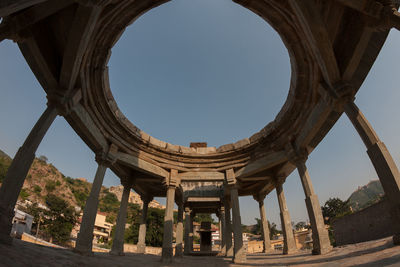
348, 180, 384, 211
0, 149, 11, 159
0, 149, 12, 183
0, 148, 136, 224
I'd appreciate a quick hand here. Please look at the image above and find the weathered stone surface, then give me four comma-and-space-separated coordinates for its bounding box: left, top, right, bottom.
1, 1, 399, 264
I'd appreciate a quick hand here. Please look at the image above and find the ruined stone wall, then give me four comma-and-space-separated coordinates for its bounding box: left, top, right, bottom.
332, 200, 394, 246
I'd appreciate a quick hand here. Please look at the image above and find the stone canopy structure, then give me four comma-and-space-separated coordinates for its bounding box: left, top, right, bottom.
0, 0, 400, 264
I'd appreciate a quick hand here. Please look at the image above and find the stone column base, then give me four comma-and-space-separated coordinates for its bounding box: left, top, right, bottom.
393, 234, 400, 245
0, 233, 13, 245
137, 243, 146, 254
175, 244, 183, 257
109, 250, 125, 256
312, 245, 332, 255
305, 195, 332, 255
161, 247, 173, 263
73, 243, 94, 256
232, 254, 247, 264
226, 246, 234, 257
262, 248, 274, 254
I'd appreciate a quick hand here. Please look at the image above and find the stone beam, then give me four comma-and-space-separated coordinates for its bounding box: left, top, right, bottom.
186, 197, 221, 202
296, 95, 333, 149
178, 171, 225, 181
59, 3, 102, 92
288, 0, 340, 86
238, 176, 269, 182
0, 0, 47, 17
18, 36, 59, 92
336, 0, 383, 18
116, 152, 169, 179
68, 103, 108, 151
235, 151, 287, 178
0, 0, 74, 43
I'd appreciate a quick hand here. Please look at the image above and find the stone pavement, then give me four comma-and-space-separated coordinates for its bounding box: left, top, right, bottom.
0, 237, 399, 267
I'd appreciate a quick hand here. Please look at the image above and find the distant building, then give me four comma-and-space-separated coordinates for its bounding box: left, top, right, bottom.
11, 209, 34, 238
93, 212, 113, 243
72, 212, 113, 244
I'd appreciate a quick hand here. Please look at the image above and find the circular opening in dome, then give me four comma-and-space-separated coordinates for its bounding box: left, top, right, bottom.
108, 0, 291, 148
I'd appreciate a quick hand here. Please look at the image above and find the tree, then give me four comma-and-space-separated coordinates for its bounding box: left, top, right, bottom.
322, 197, 352, 247
0, 156, 11, 183
294, 221, 309, 231
193, 213, 215, 224
268, 221, 280, 239
253, 218, 262, 235
321, 197, 352, 224
38, 155, 48, 163
252, 218, 280, 240
43, 194, 77, 244
123, 207, 165, 247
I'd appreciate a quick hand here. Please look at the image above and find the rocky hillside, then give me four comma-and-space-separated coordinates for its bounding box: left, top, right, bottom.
20, 158, 79, 208
348, 180, 384, 211
109, 185, 163, 209
0, 149, 164, 224
0, 149, 12, 184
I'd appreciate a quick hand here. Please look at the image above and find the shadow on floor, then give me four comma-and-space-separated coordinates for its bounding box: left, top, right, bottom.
353, 255, 400, 267
234, 241, 394, 266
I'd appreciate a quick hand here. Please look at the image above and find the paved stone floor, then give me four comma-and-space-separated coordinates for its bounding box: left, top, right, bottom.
1, 237, 400, 267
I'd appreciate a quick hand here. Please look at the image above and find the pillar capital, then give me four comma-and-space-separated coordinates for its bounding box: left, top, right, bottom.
95, 144, 118, 167
285, 142, 308, 166
140, 194, 153, 205
225, 168, 238, 187
253, 193, 266, 203
367, 5, 400, 31
47, 89, 82, 116
120, 178, 133, 189
163, 169, 180, 188
273, 175, 287, 188
0, 17, 31, 43
318, 82, 355, 112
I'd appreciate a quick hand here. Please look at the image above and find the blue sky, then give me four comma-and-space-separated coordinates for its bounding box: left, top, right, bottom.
0, 0, 399, 226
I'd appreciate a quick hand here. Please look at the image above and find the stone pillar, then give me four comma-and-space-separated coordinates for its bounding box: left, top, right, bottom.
190, 210, 195, 252
230, 186, 246, 263
74, 160, 108, 255
161, 169, 179, 263
175, 202, 184, 257
137, 195, 152, 254
253, 194, 273, 253
0, 106, 58, 244
296, 160, 332, 254
276, 183, 297, 254
224, 197, 233, 257
110, 182, 131, 255
219, 207, 226, 255
344, 101, 400, 244
184, 207, 192, 255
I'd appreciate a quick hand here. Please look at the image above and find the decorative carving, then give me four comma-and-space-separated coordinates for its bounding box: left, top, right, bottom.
47, 89, 82, 116
164, 169, 180, 188
285, 141, 308, 166
95, 143, 118, 167
318, 82, 355, 112
253, 193, 266, 203
225, 168, 237, 186
140, 194, 153, 205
